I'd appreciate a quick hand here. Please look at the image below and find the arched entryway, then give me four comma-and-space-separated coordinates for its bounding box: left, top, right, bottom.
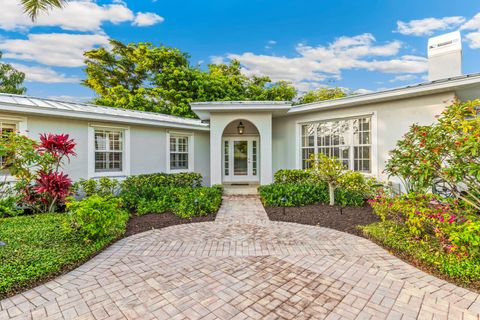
221, 120, 260, 184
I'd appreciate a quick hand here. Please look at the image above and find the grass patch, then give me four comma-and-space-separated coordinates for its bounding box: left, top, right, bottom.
362, 221, 480, 291
0, 214, 115, 298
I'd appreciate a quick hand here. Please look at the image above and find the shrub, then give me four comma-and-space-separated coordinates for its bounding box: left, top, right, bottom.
273, 169, 313, 184
0, 196, 22, 218
338, 171, 380, 199
173, 187, 223, 218
386, 100, 480, 208
66, 195, 129, 242
72, 177, 120, 199
258, 182, 365, 207
120, 172, 203, 209
368, 193, 480, 258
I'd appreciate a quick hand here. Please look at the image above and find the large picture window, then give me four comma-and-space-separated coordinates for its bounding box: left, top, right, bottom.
94, 128, 123, 172
169, 135, 189, 170
301, 117, 372, 172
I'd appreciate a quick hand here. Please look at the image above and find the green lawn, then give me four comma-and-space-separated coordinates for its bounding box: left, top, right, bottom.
0, 214, 115, 298
362, 221, 480, 291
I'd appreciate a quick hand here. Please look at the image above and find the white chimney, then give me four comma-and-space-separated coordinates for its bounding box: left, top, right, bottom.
428, 31, 462, 81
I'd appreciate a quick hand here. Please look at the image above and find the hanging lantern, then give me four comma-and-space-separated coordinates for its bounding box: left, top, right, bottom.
237, 121, 245, 134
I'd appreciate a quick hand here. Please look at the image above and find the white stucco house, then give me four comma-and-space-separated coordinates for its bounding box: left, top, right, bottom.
0, 32, 479, 187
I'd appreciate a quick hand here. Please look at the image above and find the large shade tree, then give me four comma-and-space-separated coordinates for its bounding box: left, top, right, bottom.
296, 87, 348, 104
83, 40, 297, 118
20, 0, 67, 20
0, 52, 26, 95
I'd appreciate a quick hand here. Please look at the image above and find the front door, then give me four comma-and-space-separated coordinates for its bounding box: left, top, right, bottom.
223, 137, 259, 183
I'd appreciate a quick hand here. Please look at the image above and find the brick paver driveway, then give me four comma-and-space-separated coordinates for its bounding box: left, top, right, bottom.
2, 195, 480, 319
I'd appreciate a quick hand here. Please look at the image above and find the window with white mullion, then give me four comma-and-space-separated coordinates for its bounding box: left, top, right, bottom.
301, 123, 316, 169
94, 129, 123, 172
0, 121, 17, 168
301, 116, 372, 173
170, 136, 189, 170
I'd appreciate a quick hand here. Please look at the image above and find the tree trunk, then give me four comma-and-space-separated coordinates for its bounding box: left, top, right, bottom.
328, 183, 335, 206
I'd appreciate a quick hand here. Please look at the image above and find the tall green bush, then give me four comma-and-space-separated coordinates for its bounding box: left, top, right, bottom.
66, 195, 129, 242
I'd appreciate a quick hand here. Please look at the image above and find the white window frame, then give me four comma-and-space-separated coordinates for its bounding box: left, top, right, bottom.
296, 112, 378, 177
0, 116, 27, 182
166, 131, 194, 173
88, 124, 130, 178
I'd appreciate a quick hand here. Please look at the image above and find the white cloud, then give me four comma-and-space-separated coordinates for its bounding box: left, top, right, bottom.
461, 13, 480, 48
396, 16, 465, 36
389, 74, 417, 83
461, 13, 480, 31
133, 12, 164, 27
0, 33, 110, 67
12, 64, 79, 83
0, 0, 162, 32
354, 88, 374, 94
222, 33, 427, 88
465, 32, 480, 49
265, 40, 277, 49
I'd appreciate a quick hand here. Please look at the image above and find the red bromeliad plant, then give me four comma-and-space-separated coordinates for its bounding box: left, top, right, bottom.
2, 132, 77, 213
34, 171, 72, 213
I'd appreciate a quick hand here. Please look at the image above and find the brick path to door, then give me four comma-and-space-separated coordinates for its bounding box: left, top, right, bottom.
1, 194, 480, 319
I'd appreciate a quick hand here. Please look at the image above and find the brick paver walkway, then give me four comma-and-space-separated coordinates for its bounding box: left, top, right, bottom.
2, 195, 480, 319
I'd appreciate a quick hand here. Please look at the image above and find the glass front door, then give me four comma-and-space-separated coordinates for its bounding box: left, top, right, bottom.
223, 137, 259, 182
233, 141, 248, 175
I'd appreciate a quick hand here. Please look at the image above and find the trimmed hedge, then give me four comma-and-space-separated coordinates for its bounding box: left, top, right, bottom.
274, 169, 314, 184
258, 182, 365, 207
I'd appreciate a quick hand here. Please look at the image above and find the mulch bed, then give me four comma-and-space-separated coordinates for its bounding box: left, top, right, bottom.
124, 212, 217, 237
264, 204, 380, 236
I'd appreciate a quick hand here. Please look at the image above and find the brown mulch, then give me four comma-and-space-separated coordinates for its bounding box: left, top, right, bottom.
265, 204, 380, 236
124, 212, 217, 237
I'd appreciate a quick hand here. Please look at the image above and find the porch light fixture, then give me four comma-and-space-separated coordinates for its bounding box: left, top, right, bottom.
237, 121, 245, 134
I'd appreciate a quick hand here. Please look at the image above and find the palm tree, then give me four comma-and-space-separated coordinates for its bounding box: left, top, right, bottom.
21, 0, 68, 21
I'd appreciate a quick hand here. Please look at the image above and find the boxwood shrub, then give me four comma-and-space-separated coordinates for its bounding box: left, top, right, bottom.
273, 169, 314, 184
258, 182, 365, 207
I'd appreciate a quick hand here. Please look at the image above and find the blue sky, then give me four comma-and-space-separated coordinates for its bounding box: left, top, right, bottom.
1, 0, 480, 101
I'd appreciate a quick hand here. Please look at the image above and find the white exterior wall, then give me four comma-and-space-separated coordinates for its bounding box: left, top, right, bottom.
0, 113, 211, 184
209, 112, 273, 185
272, 92, 456, 184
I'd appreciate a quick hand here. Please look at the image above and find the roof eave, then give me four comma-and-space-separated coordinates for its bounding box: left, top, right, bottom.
0, 104, 210, 131
289, 74, 480, 114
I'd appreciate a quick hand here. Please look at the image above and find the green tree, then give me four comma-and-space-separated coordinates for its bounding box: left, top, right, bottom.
0, 52, 26, 95
83, 40, 296, 118
308, 153, 345, 206
20, 0, 67, 21
297, 87, 347, 105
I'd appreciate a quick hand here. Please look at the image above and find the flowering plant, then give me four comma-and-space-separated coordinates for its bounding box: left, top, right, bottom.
369, 193, 480, 258
386, 100, 480, 209
1, 131, 76, 213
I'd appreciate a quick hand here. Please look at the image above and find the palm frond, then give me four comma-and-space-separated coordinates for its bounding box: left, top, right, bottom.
21, 0, 68, 21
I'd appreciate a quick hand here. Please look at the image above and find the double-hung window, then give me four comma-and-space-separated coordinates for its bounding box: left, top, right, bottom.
169, 135, 189, 171
94, 128, 124, 173
0, 121, 17, 168
167, 132, 194, 173
300, 116, 372, 173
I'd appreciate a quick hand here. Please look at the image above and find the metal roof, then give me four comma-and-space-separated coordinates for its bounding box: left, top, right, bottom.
0, 94, 209, 130
289, 72, 480, 114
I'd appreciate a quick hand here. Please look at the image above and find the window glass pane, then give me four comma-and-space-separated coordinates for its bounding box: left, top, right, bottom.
0, 122, 17, 167
302, 148, 314, 169
303, 116, 371, 173
170, 135, 189, 170
94, 129, 123, 173
302, 124, 315, 147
